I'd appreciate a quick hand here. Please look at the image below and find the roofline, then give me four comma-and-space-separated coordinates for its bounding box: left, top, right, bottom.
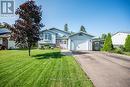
49, 28, 71, 35
0, 28, 11, 35
0, 32, 11, 35
56, 38, 68, 40
112, 31, 130, 36
69, 31, 94, 37
40, 29, 56, 34
92, 38, 105, 41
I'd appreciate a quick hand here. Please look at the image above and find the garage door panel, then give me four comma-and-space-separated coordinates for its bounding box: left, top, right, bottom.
77, 41, 88, 50
72, 40, 89, 51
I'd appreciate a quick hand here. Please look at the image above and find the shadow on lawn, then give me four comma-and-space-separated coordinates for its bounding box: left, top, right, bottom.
72, 51, 90, 55
32, 52, 65, 59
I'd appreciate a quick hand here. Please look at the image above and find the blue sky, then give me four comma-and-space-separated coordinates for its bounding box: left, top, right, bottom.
0, 0, 130, 37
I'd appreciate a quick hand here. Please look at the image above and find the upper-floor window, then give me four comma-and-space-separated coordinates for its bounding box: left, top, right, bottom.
44, 33, 52, 40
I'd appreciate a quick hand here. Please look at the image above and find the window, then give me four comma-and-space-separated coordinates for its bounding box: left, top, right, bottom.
40, 33, 44, 40
44, 33, 52, 40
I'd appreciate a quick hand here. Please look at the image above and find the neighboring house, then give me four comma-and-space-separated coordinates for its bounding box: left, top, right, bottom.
38, 28, 94, 51
112, 32, 130, 47
0, 28, 15, 49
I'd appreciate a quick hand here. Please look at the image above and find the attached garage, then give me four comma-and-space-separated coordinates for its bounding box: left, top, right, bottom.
68, 32, 94, 51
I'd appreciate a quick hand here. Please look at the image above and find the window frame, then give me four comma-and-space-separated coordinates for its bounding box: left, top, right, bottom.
44, 33, 52, 41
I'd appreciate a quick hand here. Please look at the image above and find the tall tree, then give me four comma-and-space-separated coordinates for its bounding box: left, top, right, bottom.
102, 33, 113, 51
101, 34, 107, 39
80, 25, 86, 32
12, 1, 42, 56
64, 24, 68, 32
125, 35, 130, 51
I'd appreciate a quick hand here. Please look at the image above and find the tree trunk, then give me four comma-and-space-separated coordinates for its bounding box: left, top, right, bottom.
29, 47, 31, 56
28, 44, 31, 56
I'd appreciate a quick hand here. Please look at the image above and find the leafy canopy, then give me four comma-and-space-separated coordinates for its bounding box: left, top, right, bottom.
101, 34, 107, 39
13, 0, 43, 56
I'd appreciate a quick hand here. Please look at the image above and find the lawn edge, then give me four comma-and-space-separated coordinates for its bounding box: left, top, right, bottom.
73, 56, 95, 87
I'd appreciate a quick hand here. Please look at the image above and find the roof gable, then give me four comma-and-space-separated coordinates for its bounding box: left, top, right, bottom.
69, 31, 94, 38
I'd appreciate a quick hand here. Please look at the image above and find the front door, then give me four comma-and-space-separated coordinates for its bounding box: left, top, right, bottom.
60, 40, 68, 49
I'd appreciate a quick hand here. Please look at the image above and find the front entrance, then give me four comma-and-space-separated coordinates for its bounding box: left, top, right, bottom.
2, 38, 8, 49
56, 39, 68, 49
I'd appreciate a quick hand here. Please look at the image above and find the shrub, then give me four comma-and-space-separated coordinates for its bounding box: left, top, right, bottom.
114, 48, 123, 54
119, 45, 125, 51
102, 33, 113, 52
125, 35, 130, 52
41, 46, 45, 49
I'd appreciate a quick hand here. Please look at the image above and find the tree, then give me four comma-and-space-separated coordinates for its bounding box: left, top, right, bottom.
80, 25, 86, 32
101, 34, 107, 39
11, 1, 42, 56
125, 35, 130, 52
102, 33, 113, 51
64, 24, 68, 32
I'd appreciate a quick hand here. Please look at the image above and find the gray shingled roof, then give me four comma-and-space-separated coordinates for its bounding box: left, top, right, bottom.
0, 28, 11, 35
49, 28, 71, 35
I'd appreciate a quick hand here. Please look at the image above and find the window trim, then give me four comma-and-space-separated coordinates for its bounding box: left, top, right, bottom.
44, 33, 52, 41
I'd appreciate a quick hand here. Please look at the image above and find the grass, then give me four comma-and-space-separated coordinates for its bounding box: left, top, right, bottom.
123, 52, 130, 56
0, 49, 93, 87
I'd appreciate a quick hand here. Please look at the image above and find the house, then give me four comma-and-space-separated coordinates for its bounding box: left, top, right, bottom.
0, 28, 15, 49
38, 28, 71, 49
112, 32, 130, 47
38, 28, 94, 51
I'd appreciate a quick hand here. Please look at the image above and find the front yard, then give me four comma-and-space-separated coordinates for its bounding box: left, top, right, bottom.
0, 49, 93, 87
123, 52, 130, 56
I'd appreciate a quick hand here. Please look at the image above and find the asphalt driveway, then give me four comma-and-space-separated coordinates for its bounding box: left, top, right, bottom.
73, 51, 130, 87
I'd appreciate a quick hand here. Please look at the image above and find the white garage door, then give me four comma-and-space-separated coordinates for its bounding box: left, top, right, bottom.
71, 40, 89, 51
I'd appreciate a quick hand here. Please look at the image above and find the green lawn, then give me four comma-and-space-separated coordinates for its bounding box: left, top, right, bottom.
0, 49, 93, 87
123, 52, 130, 56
